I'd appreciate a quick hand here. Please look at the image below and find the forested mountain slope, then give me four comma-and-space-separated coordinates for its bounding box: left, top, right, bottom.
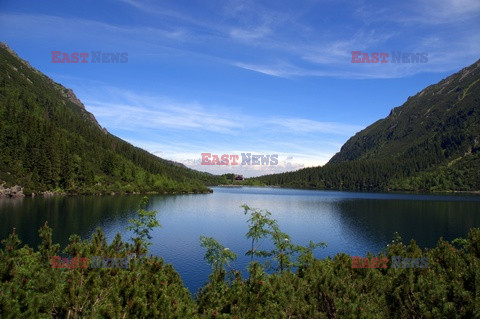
0, 43, 220, 195
254, 59, 480, 191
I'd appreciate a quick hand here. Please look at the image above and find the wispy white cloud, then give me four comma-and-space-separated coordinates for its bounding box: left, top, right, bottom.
395, 0, 480, 25
181, 157, 307, 178
233, 59, 454, 80
229, 26, 272, 41
233, 62, 297, 78
85, 98, 245, 135
83, 88, 361, 137
354, 0, 480, 26
2, 0, 478, 80
268, 118, 363, 136
301, 30, 395, 65
3, 0, 478, 176
0, 13, 186, 42
79, 87, 359, 176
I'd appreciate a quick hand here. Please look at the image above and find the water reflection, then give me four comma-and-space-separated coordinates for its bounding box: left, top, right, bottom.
1, 187, 480, 293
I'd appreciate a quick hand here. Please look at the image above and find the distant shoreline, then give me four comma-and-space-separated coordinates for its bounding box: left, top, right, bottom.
215, 184, 243, 187
0, 186, 213, 198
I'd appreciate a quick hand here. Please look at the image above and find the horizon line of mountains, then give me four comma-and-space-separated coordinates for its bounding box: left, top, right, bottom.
1, 42, 479, 195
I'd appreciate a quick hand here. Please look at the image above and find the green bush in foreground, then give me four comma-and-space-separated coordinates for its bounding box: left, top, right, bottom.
1, 203, 479, 318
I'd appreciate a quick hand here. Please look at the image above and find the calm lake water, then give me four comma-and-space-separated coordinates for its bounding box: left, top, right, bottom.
2, 186, 480, 293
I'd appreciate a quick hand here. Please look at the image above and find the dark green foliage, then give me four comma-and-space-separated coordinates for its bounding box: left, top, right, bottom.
194, 228, 480, 318
127, 196, 161, 256
0, 43, 222, 195
239, 205, 326, 273
199, 236, 237, 275
243, 204, 277, 264
37, 222, 60, 263
1, 210, 480, 317
252, 60, 480, 192
0, 219, 196, 318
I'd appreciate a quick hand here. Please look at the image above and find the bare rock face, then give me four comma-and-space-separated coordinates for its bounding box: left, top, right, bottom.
1, 42, 104, 132
0, 184, 25, 198
61, 88, 104, 130
63, 88, 104, 130
65, 88, 86, 110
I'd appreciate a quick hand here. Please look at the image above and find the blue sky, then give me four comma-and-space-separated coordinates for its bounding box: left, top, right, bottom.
1, 0, 479, 177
